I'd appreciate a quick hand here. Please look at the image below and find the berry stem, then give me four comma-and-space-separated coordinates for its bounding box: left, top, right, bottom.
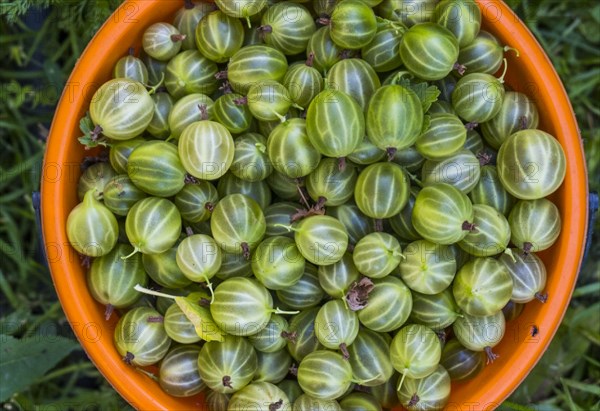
504, 45, 520, 57
397, 371, 408, 392
123, 352, 135, 365
269, 399, 283, 411
408, 394, 420, 407
198, 104, 209, 120
136, 367, 159, 381
280, 330, 297, 344
498, 58, 509, 83
120, 247, 140, 260
354, 373, 383, 386
453, 62, 467, 75
462, 221, 477, 231
484, 346, 499, 364
317, 17, 331, 25
273, 223, 295, 233
535, 292, 548, 303
340, 343, 350, 360
134, 284, 176, 300
204, 277, 215, 304
296, 180, 310, 209
306, 52, 315, 67
273, 307, 300, 315
79, 255, 91, 268
215, 70, 228, 80
338, 157, 347, 172
234, 96, 248, 106
258, 25, 273, 34
476, 151, 492, 166
503, 248, 517, 263
241, 242, 251, 260
147, 72, 165, 95
170, 34, 186, 43
104, 304, 114, 321
386, 147, 397, 161
222, 376, 233, 389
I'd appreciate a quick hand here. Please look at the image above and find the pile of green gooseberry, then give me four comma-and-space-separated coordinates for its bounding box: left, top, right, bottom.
67, 0, 567, 409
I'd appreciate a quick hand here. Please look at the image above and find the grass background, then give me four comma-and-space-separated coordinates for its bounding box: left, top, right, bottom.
0, 0, 598, 410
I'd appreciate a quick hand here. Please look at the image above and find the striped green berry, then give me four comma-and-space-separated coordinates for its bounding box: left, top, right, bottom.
197, 335, 257, 394
508, 199, 561, 253
165, 50, 218, 99
114, 307, 171, 367
127, 141, 186, 197
196, 10, 244, 63
67, 190, 118, 257
260, 2, 317, 55
353, 232, 404, 278
89, 79, 153, 141
306, 89, 364, 159
459, 203, 511, 257
159, 345, 204, 397
355, 162, 410, 219
399, 22, 459, 81
210, 193, 266, 256
452, 257, 513, 316
412, 183, 475, 245
178, 120, 235, 181
399, 240, 456, 294
497, 129, 566, 200
125, 197, 182, 256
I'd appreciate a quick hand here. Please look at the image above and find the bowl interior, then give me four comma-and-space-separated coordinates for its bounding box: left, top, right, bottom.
41, 1, 588, 410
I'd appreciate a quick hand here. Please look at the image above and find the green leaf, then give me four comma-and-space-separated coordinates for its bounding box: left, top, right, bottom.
0, 335, 79, 402
410, 83, 441, 113
559, 379, 584, 411
500, 401, 538, 411
561, 378, 600, 396
0, 309, 30, 336
77, 113, 109, 149
394, 74, 441, 112
175, 295, 225, 342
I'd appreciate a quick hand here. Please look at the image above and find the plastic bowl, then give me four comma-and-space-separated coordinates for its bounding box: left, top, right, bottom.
41, 1, 588, 409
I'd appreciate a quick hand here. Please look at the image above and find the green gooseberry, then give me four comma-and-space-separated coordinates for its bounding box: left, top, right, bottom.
124, 197, 181, 257
197, 335, 257, 394
67, 190, 118, 257
77, 162, 117, 201
210, 193, 266, 257
174, 180, 219, 223
210, 277, 296, 336
159, 345, 204, 397
87, 243, 147, 320
315, 300, 359, 357
353, 232, 404, 279
452, 257, 513, 316
251, 236, 306, 290
399, 240, 456, 294
279, 215, 349, 266
114, 306, 171, 367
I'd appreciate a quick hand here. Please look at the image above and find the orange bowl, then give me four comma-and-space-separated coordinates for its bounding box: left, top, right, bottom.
41, 1, 588, 409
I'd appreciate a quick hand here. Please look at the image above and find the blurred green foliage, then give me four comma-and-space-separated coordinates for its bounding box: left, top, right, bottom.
0, 0, 598, 410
